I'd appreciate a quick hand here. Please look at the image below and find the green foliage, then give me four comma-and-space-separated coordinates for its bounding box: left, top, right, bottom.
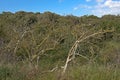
0, 11, 120, 80
0, 64, 119, 80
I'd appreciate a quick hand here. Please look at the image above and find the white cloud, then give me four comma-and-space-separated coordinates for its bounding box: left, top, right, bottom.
93, 0, 120, 16
86, 0, 91, 2
96, 0, 105, 3
74, 0, 120, 16
73, 4, 92, 10
104, 0, 120, 8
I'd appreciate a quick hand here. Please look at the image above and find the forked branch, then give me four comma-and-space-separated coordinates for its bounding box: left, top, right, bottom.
62, 30, 113, 75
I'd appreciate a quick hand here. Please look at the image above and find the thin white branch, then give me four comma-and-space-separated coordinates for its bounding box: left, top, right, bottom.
62, 30, 113, 75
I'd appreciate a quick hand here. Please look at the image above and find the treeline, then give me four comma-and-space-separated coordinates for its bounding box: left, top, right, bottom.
0, 11, 120, 66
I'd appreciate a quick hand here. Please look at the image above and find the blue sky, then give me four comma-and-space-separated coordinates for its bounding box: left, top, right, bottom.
0, 0, 120, 16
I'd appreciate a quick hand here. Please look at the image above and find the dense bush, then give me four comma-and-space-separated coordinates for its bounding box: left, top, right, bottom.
0, 11, 120, 80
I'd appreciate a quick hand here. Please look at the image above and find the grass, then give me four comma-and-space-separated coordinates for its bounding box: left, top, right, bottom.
0, 63, 119, 80
68, 64, 120, 80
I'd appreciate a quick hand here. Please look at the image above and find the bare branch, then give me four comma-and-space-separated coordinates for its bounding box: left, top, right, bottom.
62, 30, 114, 75
14, 30, 29, 54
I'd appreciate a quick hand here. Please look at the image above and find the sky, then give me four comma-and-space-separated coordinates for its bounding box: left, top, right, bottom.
0, 0, 120, 17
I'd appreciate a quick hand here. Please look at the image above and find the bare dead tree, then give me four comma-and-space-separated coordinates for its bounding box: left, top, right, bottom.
61, 30, 114, 76
12, 27, 63, 68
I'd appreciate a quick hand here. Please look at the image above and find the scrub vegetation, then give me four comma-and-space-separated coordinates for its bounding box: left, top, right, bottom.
0, 11, 120, 80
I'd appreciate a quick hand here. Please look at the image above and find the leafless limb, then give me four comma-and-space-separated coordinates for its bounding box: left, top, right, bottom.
61, 30, 113, 75
14, 29, 29, 54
